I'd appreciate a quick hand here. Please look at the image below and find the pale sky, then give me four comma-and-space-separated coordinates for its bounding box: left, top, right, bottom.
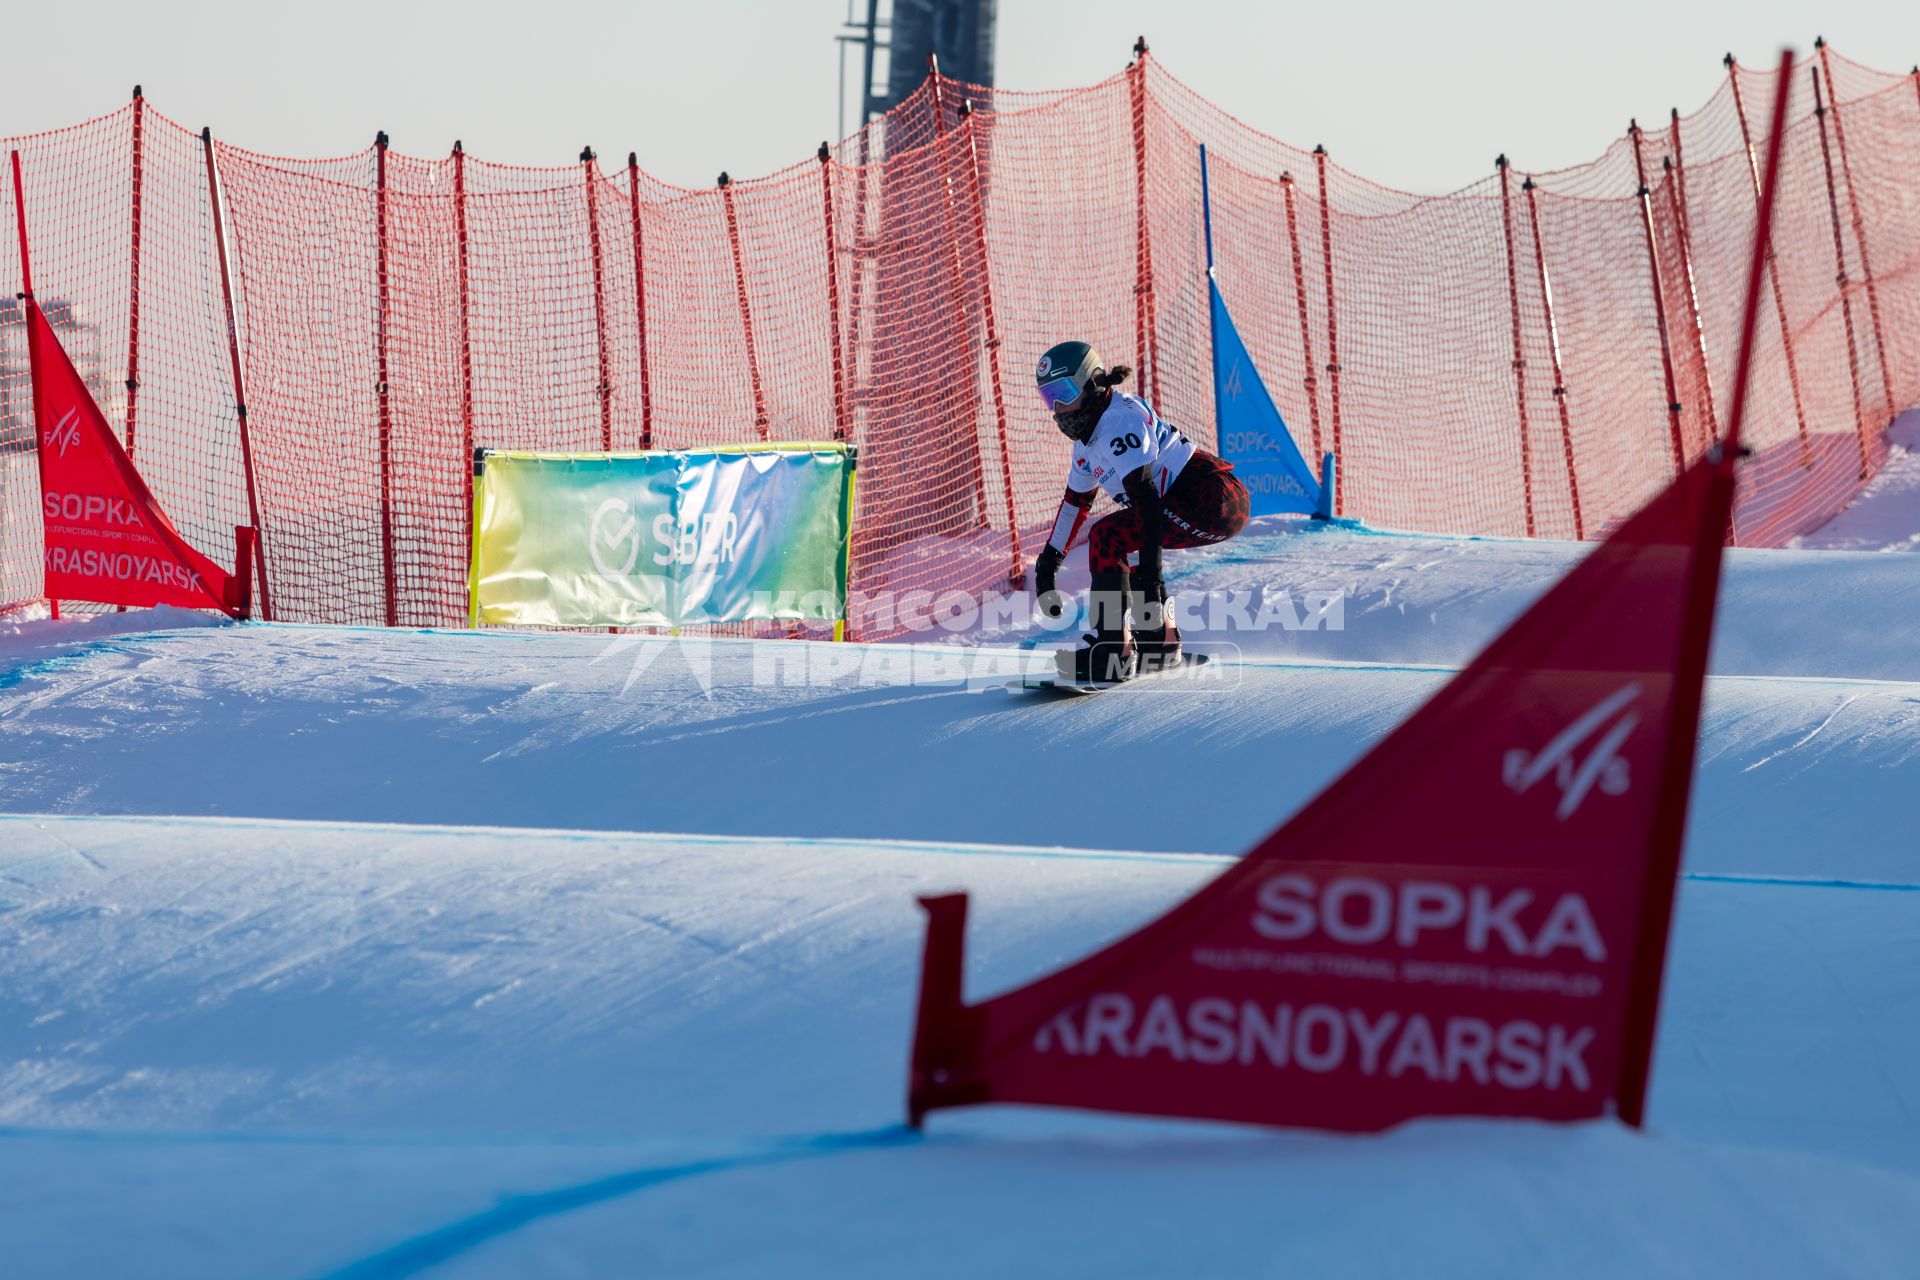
2, 1, 1914, 192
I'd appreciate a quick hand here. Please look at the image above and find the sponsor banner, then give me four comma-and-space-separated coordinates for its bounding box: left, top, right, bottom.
469, 444, 854, 629
25, 296, 238, 614
1210, 278, 1324, 519
906, 440, 1736, 1133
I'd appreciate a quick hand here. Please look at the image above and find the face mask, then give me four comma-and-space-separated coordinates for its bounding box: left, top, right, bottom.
1054, 392, 1103, 443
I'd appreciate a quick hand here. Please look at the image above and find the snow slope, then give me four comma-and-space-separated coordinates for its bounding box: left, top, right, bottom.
0, 614, 1915, 876
1, 512, 1917, 1277
1036, 513, 1920, 679
1794, 410, 1920, 552
2, 816, 1917, 1279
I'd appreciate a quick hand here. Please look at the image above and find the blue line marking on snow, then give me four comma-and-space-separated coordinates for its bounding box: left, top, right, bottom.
0, 631, 190, 691
0, 650, 114, 691
1678, 872, 1920, 893
313, 1126, 924, 1280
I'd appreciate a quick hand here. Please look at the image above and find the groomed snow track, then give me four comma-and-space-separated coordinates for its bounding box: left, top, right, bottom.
2, 523, 1918, 1277
2, 816, 1917, 1278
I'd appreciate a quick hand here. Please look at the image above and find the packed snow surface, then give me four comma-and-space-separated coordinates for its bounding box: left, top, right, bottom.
3, 535, 1917, 873
2, 507, 1918, 1277
1794, 411, 1920, 552
3, 817, 1917, 1279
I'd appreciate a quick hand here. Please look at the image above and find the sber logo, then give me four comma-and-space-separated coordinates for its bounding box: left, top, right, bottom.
1502, 683, 1641, 820
590, 498, 740, 577
588, 498, 641, 578
651, 512, 738, 567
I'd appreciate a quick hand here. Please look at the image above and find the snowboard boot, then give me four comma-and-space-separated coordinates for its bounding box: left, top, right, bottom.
1129, 581, 1183, 675
1056, 566, 1136, 684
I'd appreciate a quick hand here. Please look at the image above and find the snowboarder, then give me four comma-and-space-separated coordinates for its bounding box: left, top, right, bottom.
1032, 340, 1251, 684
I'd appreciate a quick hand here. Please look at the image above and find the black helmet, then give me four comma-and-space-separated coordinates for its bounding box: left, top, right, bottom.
1036, 340, 1103, 414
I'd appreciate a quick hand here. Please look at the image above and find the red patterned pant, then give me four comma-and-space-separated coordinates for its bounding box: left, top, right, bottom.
1087, 452, 1251, 572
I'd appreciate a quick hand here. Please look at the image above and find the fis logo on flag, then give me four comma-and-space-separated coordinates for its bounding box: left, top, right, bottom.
1502, 684, 1640, 820
47, 406, 82, 458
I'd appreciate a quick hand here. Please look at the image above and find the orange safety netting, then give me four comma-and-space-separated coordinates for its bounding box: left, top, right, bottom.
2, 43, 1916, 633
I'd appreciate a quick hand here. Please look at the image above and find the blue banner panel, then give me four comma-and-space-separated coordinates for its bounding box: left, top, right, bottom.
1211, 278, 1323, 518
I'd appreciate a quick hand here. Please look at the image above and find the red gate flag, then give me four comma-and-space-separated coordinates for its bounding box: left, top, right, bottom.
13, 153, 244, 617
910, 452, 1725, 1130
27, 290, 243, 615
905, 49, 1797, 1135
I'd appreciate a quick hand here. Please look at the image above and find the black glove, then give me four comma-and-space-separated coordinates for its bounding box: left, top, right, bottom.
1034, 545, 1066, 620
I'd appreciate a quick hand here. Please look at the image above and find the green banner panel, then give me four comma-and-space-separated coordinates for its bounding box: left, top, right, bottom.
470, 443, 854, 630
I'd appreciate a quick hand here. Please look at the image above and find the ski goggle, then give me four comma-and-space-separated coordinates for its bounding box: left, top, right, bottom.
1038, 376, 1085, 412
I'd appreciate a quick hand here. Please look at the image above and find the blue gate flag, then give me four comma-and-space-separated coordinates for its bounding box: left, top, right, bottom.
1210, 277, 1324, 517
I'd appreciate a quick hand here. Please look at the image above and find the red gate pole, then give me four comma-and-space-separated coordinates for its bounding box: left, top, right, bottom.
1661, 153, 1722, 454
1666, 108, 1698, 251
627, 153, 654, 449
373, 131, 397, 624
1629, 120, 1689, 478
117, 87, 146, 616
12, 153, 31, 330
1670, 104, 1730, 529
930, 56, 994, 533
1279, 172, 1323, 459
1520, 175, 1584, 540
581, 147, 613, 450
957, 99, 1024, 589
717, 172, 769, 442
1727, 54, 1812, 467
846, 127, 878, 449
13, 151, 56, 620
1495, 156, 1537, 537
1817, 38, 1895, 427
201, 127, 274, 621
453, 142, 476, 540
126, 86, 144, 462
1312, 145, 1344, 516
1666, 109, 1720, 449
818, 143, 849, 442
1662, 148, 1736, 545
1127, 36, 1161, 407
1810, 69, 1875, 479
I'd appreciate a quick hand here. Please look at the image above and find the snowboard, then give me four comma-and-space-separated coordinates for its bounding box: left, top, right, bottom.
1019, 651, 1211, 695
